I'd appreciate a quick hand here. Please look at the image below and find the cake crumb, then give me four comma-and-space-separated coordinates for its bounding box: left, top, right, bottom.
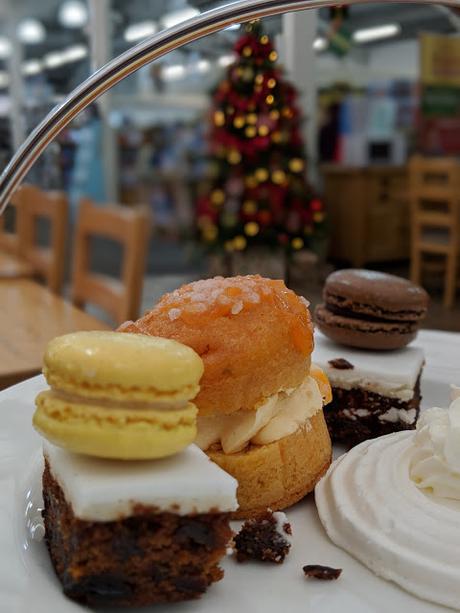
234, 509, 291, 564
303, 565, 342, 580
328, 358, 354, 370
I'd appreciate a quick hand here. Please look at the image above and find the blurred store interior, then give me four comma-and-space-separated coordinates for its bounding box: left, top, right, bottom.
1, 0, 460, 334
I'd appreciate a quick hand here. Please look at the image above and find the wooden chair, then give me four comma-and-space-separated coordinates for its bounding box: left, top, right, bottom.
0, 188, 25, 255
19, 185, 69, 293
71, 198, 151, 325
409, 156, 460, 308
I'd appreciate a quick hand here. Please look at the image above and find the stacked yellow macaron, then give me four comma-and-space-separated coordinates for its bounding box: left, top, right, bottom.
33, 331, 204, 460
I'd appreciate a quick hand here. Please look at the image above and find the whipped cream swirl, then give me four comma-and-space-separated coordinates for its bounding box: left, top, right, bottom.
410, 397, 460, 501
315, 388, 460, 610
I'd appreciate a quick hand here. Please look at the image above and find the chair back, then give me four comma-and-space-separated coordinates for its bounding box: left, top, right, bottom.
71, 198, 151, 325
409, 156, 460, 253
19, 185, 68, 293
0, 188, 25, 254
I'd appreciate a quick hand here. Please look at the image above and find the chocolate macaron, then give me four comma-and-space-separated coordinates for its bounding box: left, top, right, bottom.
315, 269, 429, 350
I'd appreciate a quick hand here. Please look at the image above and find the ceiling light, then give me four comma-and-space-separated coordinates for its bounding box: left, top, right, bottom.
196, 59, 210, 73
58, 0, 88, 28
62, 44, 88, 62
0, 37, 11, 60
0, 71, 10, 88
22, 59, 43, 75
44, 51, 65, 69
124, 20, 158, 42
17, 18, 46, 45
353, 23, 401, 44
161, 7, 199, 29
313, 37, 327, 51
218, 53, 234, 67
162, 64, 185, 80
44, 45, 88, 69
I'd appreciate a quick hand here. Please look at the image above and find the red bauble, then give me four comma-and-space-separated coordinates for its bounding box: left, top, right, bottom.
311, 198, 323, 212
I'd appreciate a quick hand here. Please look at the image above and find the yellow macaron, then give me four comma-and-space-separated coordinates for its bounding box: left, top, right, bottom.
33, 331, 204, 460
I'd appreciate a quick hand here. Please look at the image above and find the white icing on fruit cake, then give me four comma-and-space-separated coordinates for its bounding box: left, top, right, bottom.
44, 441, 238, 521
313, 332, 425, 401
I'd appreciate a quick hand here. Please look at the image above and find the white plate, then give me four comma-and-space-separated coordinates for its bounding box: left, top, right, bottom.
0, 374, 452, 613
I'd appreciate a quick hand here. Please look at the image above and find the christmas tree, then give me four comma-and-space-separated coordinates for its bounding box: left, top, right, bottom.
198, 21, 325, 256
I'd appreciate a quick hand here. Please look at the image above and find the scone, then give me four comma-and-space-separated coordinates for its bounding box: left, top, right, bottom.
119, 275, 332, 517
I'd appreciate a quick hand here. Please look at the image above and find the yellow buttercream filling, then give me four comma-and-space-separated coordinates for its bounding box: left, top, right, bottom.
33, 390, 197, 460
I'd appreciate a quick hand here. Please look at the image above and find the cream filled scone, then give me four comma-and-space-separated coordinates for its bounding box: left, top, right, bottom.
119, 275, 332, 517
316, 388, 460, 610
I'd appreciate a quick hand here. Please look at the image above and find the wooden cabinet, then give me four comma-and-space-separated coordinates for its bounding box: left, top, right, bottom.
321, 165, 409, 267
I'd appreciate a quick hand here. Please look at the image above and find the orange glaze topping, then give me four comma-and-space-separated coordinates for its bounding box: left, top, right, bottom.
152, 275, 313, 356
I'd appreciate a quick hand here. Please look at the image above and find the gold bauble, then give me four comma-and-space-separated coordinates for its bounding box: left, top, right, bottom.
213, 111, 225, 127
260, 35, 269, 45
258, 125, 269, 137
244, 221, 260, 237
255, 74, 264, 85
289, 158, 304, 173
227, 149, 242, 164
246, 113, 258, 125
233, 235, 247, 250
210, 189, 225, 205
255, 168, 269, 182
272, 169, 286, 184
270, 109, 280, 120
291, 237, 304, 250
245, 126, 257, 138
272, 131, 282, 143
242, 46, 252, 57
233, 116, 245, 129
269, 50, 278, 62
265, 94, 274, 105
267, 78, 276, 89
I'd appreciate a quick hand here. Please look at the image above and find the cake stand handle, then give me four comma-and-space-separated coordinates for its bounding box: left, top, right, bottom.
0, 0, 457, 213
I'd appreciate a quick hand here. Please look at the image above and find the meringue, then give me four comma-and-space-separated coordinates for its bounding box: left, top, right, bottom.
315, 390, 460, 610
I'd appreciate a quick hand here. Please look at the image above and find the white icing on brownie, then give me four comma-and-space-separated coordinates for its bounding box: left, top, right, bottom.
313, 332, 425, 401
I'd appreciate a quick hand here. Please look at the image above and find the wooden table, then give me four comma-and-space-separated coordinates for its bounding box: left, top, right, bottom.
0, 279, 110, 389
0, 251, 34, 279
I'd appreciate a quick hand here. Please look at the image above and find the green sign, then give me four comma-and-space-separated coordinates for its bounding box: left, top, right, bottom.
421, 85, 460, 117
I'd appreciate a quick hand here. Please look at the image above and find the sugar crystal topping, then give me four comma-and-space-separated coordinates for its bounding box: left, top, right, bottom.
155, 275, 307, 324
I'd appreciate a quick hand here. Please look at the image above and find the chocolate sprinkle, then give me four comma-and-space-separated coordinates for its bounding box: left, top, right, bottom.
303, 565, 342, 580
328, 358, 354, 370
